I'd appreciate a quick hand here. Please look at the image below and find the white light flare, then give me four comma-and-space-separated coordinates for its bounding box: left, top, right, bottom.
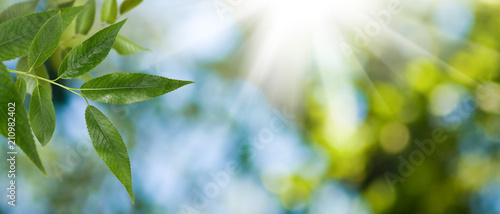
237, 0, 384, 82
234, 0, 385, 136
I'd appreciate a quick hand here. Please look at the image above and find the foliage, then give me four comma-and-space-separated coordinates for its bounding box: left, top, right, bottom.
0, 0, 192, 202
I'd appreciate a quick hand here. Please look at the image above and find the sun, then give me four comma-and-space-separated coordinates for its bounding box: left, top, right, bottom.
226, 0, 403, 139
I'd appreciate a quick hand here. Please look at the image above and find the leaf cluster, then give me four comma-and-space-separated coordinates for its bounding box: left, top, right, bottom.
0, 0, 191, 202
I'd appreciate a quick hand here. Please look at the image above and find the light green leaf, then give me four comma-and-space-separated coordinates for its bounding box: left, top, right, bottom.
113, 34, 149, 55
78, 73, 93, 82
0, 6, 85, 61
28, 13, 62, 69
80, 72, 193, 104
75, 0, 95, 35
85, 105, 133, 202
0, 63, 46, 175
58, 19, 126, 79
57, 0, 75, 9
101, 0, 117, 24
46, 0, 75, 9
119, 0, 142, 15
60, 46, 71, 60
15, 77, 27, 104
0, 0, 38, 23
16, 57, 52, 98
29, 86, 56, 146
60, 5, 86, 29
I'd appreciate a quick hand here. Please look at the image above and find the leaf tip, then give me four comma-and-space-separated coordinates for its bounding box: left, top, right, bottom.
39, 165, 48, 176
40, 141, 49, 148
181, 80, 195, 86
118, 18, 128, 26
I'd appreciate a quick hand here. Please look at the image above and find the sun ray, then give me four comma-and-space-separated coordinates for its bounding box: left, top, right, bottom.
397, 14, 500, 61
382, 27, 483, 86
313, 22, 400, 122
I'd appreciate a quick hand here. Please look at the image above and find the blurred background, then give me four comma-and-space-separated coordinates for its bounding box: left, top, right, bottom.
1, 0, 500, 213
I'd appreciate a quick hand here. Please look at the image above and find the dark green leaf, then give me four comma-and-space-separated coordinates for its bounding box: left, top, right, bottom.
119, 0, 142, 15
80, 72, 193, 104
0, 11, 55, 61
101, 0, 117, 24
113, 34, 149, 55
0, 63, 46, 175
58, 20, 126, 79
75, 0, 95, 35
29, 86, 56, 146
85, 105, 133, 202
15, 77, 27, 104
28, 13, 62, 69
16, 57, 52, 98
0, 6, 86, 61
0, 0, 38, 23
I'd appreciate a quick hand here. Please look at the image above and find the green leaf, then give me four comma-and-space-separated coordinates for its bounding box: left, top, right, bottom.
60, 5, 86, 29
85, 105, 133, 202
75, 0, 95, 35
58, 19, 126, 79
57, 0, 75, 9
80, 72, 194, 104
28, 13, 62, 69
16, 57, 52, 98
0, 0, 38, 23
0, 6, 85, 61
113, 34, 149, 55
119, 0, 142, 15
0, 11, 55, 61
60, 46, 72, 60
101, 0, 117, 24
29, 86, 56, 146
0, 63, 46, 175
46, 0, 75, 10
15, 77, 27, 104
78, 73, 93, 82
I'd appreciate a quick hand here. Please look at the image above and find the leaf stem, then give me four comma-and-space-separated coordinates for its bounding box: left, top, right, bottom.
83, 96, 90, 106
8, 69, 85, 99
